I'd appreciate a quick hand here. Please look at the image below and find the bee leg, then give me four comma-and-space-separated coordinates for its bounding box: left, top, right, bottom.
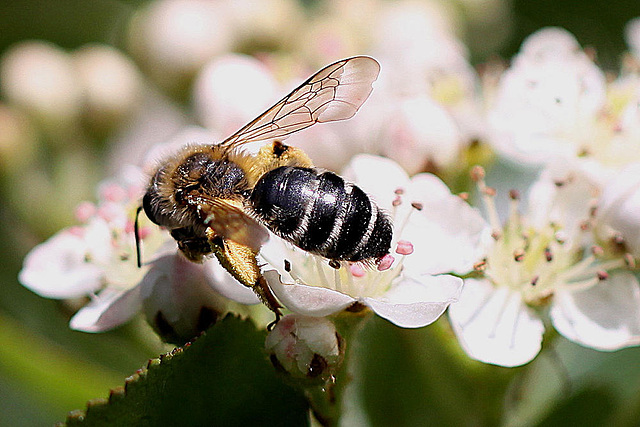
207, 230, 283, 316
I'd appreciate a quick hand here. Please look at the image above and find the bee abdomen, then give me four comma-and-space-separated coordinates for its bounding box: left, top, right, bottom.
250, 167, 392, 262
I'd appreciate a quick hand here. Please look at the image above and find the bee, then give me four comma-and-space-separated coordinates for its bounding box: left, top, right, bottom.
138, 56, 392, 317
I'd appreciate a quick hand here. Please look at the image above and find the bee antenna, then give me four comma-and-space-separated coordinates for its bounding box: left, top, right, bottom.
134, 206, 143, 268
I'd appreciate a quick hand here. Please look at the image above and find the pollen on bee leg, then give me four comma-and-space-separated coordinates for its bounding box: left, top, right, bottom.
395, 240, 414, 255
377, 254, 395, 271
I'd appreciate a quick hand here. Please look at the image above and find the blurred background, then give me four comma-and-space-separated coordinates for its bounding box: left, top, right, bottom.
2, 0, 640, 425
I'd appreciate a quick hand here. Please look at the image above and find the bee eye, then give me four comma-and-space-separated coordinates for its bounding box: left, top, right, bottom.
142, 190, 160, 225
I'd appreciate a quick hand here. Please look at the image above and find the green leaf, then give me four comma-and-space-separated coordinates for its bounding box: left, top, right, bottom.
63, 315, 309, 427
535, 388, 616, 427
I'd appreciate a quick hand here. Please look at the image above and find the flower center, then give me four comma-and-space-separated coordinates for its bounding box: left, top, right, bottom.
471, 167, 628, 307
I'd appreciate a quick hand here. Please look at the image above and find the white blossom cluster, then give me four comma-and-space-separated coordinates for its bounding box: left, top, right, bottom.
11, 0, 640, 367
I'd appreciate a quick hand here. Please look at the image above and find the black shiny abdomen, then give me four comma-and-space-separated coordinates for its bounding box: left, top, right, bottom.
250, 167, 392, 262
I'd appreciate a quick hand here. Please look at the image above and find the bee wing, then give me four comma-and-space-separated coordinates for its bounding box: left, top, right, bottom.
220, 56, 380, 149
202, 198, 269, 252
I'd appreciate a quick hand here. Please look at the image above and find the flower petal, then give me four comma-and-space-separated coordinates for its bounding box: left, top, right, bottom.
265, 270, 355, 316
19, 229, 103, 299
363, 274, 462, 328
550, 272, 640, 350
341, 154, 410, 211
203, 257, 261, 305
448, 279, 545, 367
70, 286, 142, 332
595, 163, 640, 257
402, 178, 489, 275
378, 96, 462, 175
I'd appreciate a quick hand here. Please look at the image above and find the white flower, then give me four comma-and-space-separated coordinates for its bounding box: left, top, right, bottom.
486, 27, 640, 182
0, 40, 82, 124
224, 0, 305, 52
376, 95, 464, 176
127, 0, 233, 88
515, 27, 582, 64
193, 54, 279, 138
487, 27, 607, 167
20, 168, 156, 331
281, 1, 480, 176
260, 155, 466, 328
71, 44, 143, 130
19, 224, 107, 300
19, 166, 259, 335
551, 271, 640, 351
448, 166, 640, 367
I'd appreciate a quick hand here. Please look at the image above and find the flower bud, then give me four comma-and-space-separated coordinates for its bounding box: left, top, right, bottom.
127, 0, 232, 93
72, 44, 143, 134
193, 54, 278, 137
225, 0, 304, 53
0, 40, 81, 127
265, 314, 343, 382
141, 255, 231, 345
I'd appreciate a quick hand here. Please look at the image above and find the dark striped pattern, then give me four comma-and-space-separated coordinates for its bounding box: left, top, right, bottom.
250, 167, 392, 262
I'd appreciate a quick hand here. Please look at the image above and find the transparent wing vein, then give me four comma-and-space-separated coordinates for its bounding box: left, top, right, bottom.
220, 56, 380, 149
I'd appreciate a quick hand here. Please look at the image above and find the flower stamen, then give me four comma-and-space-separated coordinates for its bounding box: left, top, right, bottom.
350, 263, 366, 277
395, 240, 414, 255
377, 254, 394, 271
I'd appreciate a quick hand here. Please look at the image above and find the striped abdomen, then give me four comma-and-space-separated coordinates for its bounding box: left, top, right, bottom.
249, 167, 392, 262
